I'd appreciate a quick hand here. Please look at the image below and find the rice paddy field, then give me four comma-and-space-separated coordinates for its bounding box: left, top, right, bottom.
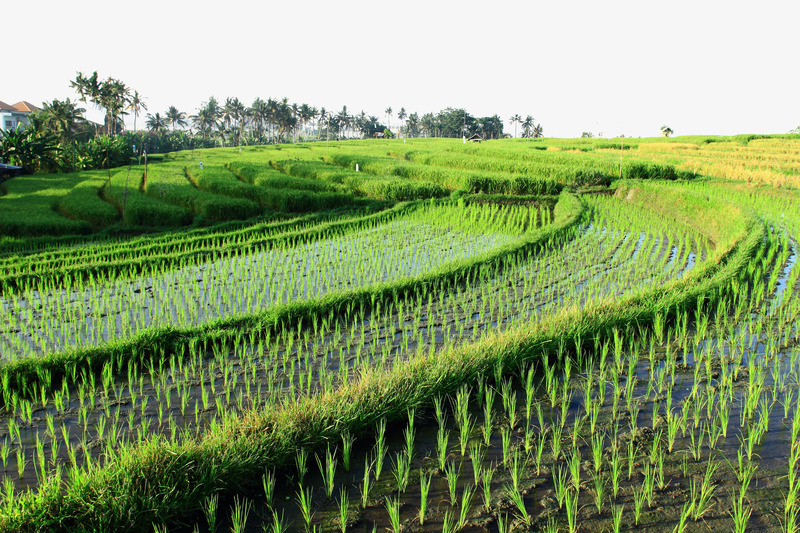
0, 135, 799, 532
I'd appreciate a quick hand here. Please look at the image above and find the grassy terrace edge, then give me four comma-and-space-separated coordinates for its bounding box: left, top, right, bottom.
0, 183, 764, 531
0, 201, 408, 292
0, 193, 577, 405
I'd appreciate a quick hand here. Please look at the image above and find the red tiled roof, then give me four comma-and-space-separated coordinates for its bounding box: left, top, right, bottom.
0, 101, 16, 112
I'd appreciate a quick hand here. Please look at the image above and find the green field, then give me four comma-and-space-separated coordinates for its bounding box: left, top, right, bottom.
0, 136, 799, 532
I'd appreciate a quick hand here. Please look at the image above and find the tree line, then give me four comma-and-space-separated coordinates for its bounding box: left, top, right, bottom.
0, 71, 543, 174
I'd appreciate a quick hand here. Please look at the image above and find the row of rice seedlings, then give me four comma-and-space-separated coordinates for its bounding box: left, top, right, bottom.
249, 218, 798, 531
0, 194, 710, 495
0, 203, 529, 358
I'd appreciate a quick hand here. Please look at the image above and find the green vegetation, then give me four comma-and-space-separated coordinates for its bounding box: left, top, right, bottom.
0, 135, 798, 532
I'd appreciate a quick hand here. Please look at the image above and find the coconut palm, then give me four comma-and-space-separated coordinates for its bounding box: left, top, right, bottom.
385, 107, 393, 133
127, 91, 147, 133
166, 106, 187, 131
145, 113, 168, 135
510, 114, 522, 138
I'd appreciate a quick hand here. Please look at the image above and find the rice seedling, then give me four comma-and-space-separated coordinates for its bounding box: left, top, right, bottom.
385, 496, 401, 533
504, 484, 531, 527
360, 458, 373, 508
419, 470, 432, 525
229, 496, 251, 533
337, 487, 349, 533
565, 487, 579, 533
316, 446, 337, 498
729, 488, 752, 533
203, 493, 219, 533
391, 451, 411, 493
296, 485, 313, 530
262, 469, 276, 508
591, 470, 605, 513
481, 465, 494, 511
457, 484, 475, 530
445, 460, 461, 505
553, 465, 568, 509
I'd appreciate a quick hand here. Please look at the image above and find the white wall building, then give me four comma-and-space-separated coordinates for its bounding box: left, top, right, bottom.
0, 101, 40, 132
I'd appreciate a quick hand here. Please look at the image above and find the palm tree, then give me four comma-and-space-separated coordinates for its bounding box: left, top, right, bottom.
317, 107, 327, 140
521, 115, 534, 140
510, 114, 522, 138
146, 113, 168, 135
191, 100, 218, 140
336, 106, 350, 142
385, 107, 393, 133
166, 106, 187, 131
249, 98, 268, 141
127, 91, 147, 132
71, 71, 102, 136
397, 107, 407, 136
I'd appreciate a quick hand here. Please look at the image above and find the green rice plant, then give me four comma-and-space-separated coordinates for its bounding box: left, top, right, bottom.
565, 487, 579, 533
437, 423, 450, 473
504, 485, 531, 527
296, 448, 308, 485
533, 427, 548, 475
229, 496, 252, 533
552, 422, 563, 461
203, 493, 219, 533
419, 470, 432, 525
496, 513, 509, 533
458, 412, 474, 456
445, 460, 461, 505
675, 500, 694, 533
457, 484, 475, 530
591, 432, 604, 473
385, 496, 401, 533
481, 465, 494, 511
500, 426, 512, 467
569, 448, 582, 492
469, 443, 485, 484
633, 484, 646, 525
374, 419, 387, 480
270, 510, 288, 533
592, 470, 605, 513
262, 469, 276, 508
296, 485, 313, 529
341, 432, 354, 472
691, 458, 718, 520
442, 509, 455, 533
612, 504, 624, 533
553, 465, 568, 509
729, 488, 752, 533
316, 446, 337, 498
360, 458, 372, 508
391, 451, 411, 493
337, 487, 349, 533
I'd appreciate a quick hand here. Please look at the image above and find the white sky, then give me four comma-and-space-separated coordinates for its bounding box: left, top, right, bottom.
4, 0, 799, 138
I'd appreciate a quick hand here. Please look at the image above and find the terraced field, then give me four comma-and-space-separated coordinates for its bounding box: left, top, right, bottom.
0, 136, 798, 533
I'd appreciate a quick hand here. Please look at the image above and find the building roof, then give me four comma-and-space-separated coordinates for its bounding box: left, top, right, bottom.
11, 101, 40, 113
0, 101, 40, 113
